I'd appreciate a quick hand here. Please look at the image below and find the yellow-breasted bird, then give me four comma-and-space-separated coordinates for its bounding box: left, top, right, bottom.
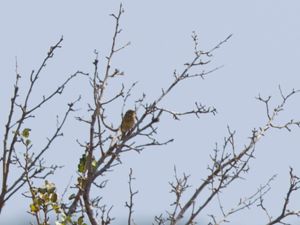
120, 110, 136, 138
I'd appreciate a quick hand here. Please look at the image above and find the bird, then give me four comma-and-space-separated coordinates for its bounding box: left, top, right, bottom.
120, 110, 136, 138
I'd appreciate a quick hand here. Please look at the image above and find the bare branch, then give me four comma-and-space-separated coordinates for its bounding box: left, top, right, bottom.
125, 168, 138, 225
262, 167, 300, 225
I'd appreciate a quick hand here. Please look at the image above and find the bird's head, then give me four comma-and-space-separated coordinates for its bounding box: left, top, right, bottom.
125, 110, 136, 118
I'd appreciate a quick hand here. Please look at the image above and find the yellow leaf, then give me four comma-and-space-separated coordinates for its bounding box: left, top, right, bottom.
30, 204, 39, 213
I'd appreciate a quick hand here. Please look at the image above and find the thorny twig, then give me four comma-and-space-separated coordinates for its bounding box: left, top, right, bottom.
65, 5, 232, 223
261, 167, 300, 225
125, 168, 138, 225
164, 88, 300, 225
0, 37, 86, 212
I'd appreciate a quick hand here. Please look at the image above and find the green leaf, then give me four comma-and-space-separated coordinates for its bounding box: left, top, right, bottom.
45, 181, 56, 193
92, 159, 97, 170
77, 216, 84, 225
25, 139, 31, 146
30, 203, 39, 213
21, 128, 31, 138
78, 154, 87, 173
60, 213, 72, 224
50, 193, 58, 202
12, 130, 20, 136
52, 203, 61, 213
38, 187, 47, 194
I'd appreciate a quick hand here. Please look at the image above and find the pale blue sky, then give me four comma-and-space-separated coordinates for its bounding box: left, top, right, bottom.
1, 1, 300, 224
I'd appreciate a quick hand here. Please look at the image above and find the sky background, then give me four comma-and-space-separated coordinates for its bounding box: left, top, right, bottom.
1, 1, 300, 224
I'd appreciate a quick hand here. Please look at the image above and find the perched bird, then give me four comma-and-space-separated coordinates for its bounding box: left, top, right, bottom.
120, 110, 136, 138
